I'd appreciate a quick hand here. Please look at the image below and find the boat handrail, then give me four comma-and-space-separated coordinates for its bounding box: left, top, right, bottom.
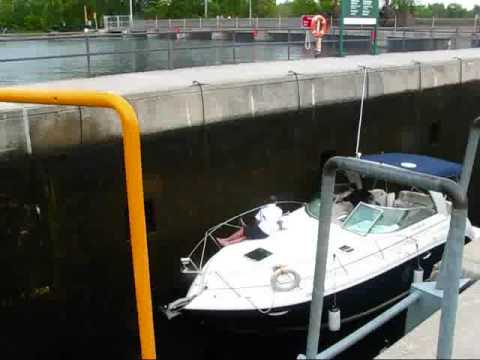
183, 201, 306, 272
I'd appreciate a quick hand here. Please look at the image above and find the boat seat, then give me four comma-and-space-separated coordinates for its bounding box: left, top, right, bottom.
385, 192, 396, 208
395, 190, 434, 208
370, 189, 387, 206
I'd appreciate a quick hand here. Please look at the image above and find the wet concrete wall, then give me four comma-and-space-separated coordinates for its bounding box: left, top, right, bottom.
0, 81, 479, 358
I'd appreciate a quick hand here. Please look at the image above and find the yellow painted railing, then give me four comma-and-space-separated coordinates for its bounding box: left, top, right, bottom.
0, 89, 156, 360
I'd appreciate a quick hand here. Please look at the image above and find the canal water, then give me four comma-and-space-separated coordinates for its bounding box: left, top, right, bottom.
0, 32, 455, 85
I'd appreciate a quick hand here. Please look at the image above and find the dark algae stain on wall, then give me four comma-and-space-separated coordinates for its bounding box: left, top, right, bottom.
0, 82, 479, 358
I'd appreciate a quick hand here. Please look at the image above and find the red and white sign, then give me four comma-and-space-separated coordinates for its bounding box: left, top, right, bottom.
302, 15, 313, 28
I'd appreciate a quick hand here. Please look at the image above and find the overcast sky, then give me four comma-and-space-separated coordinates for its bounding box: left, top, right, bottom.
276, 0, 477, 10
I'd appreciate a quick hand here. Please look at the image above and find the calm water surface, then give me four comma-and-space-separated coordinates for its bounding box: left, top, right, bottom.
0, 36, 368, 85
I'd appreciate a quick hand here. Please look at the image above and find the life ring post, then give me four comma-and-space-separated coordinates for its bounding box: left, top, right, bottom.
309, 14, 329, 56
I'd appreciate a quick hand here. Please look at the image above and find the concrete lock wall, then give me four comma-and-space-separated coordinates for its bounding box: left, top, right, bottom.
1, 48, 480, 158
1, 61, 480, 357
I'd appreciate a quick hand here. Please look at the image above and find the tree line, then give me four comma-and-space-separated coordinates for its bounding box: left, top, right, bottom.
0, 0, 477, 32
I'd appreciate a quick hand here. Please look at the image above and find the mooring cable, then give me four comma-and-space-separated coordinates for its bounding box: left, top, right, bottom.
355, 66, 369, 158
288, 70, 301, 112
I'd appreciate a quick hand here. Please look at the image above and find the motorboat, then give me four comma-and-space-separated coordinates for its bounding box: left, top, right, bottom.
164, 153, 479, 328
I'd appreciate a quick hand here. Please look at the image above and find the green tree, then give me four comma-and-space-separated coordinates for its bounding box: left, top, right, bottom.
413, 5, 432, 17
290, 0, 319, 16
319, 0, 335, 13
144, 0, 170, 18
254, 0, 275, 17
445, 3, 467, 17
474, 5, 480, 16
0, 0, 15, 28
391, 0, 415, 12
429, 3, 446, 17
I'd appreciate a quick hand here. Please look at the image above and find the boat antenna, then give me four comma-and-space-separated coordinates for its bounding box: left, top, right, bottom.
355, 66, 369, 158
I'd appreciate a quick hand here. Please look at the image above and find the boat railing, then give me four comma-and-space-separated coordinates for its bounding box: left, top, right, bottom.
180, 200, 305, 274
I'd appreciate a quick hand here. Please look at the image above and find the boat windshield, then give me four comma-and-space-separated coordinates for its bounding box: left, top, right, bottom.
305, 193, 321, 219
343, 203, 383, 236
343, 202, 436, 236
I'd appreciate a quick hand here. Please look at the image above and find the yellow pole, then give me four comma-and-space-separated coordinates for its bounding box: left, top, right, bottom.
0, 88, 156, 360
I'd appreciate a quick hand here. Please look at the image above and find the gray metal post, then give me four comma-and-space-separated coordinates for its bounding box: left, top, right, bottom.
437, 207, 467, 358
305, 159, 336, 359
287, 29, 291, 60
437, 117, 480, 291
85, 35, 91, 76
168, 38, 173, 69
204, 0, 208, 18
304, 156, 467, 360
460, 117, 480, 191
232, 31, 236, 64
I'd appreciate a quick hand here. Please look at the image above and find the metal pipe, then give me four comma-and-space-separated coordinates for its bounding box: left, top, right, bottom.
304, 156, 467, 360
0, 88, 157, 359
436, 116, 480, 293
287, 29, 291, 60
85, 35, 91, 76
437, 207, 467, 358
459, 116, 480, 192
305, 158, 336, 359
129, 0, 133, 26
314, 292, 421, 359
232, 31, 236, 64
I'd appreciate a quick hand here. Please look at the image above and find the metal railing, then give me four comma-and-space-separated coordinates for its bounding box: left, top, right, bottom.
103, 16, 480, 33
0, 88, 157, 359
301, 156, 468, 359
299, 115, 480, 359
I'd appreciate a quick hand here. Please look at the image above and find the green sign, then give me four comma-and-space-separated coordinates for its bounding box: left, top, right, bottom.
341, 0, 379, 24
338, 0, 379, 56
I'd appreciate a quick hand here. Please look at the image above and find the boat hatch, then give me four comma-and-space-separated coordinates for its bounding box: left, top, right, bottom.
339, 245, 354, 253
244, 248, 273, 261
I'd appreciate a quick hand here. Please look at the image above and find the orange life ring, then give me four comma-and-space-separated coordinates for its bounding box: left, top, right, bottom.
310, 15, 328, 38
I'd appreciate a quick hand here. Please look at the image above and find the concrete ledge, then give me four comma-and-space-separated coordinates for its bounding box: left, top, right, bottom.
377, 280, 480, 359
1, 48, 479, 155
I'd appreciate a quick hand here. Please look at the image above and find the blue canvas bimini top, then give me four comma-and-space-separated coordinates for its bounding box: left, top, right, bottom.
361, 153, 462, 178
